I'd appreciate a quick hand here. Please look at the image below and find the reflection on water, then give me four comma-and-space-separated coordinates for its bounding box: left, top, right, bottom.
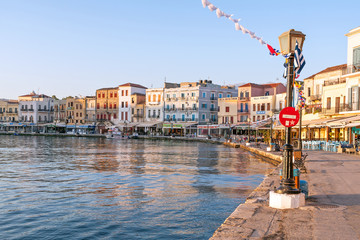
0, 136, 275, 239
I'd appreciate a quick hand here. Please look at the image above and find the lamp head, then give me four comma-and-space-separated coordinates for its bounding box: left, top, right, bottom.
278, 29, 306, 55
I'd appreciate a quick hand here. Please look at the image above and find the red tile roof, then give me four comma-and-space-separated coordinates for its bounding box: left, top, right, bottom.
304, 64, 347, 80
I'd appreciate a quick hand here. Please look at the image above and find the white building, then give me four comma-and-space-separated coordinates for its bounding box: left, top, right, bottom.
117, 83, 147, 124
18, 92, 54, 124
164, 80, 237, 125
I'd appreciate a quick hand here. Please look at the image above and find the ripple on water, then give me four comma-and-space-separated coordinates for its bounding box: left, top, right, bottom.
0, 136, 275, 239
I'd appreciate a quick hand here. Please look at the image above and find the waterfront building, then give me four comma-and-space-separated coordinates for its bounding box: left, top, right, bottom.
18, 92, 54, 124
146, 87, 165, 122
0, 99, 18, 123
115, 83, 147, 133
163, 80, 237, 135
85, 96, 96, 123
343, 26, 360, 115
303, 64, 347, 116
65, 97, 86, 124
130, 93, 146, 123
235, 83, 286, 123
218, 97, 238, 125
53, 99, 67, 123
95, 87, 119, 123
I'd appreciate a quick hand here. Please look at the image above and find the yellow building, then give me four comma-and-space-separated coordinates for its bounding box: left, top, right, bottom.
0, 100, 18, 122
65, 97, 86, 124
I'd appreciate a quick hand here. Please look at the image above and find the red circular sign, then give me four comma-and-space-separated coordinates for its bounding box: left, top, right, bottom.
279, 107, 300, 127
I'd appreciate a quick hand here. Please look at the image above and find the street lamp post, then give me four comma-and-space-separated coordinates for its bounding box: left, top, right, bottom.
299, 107, 303, 151
276, 29, 306, 195
247, 117, 251, 144
270, 111, 274, 149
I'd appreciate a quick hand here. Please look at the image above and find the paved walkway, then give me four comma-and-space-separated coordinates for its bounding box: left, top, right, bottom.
211, 150, 360, 240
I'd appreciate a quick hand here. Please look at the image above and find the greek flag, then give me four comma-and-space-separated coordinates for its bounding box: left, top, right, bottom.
294, 40, 305, 77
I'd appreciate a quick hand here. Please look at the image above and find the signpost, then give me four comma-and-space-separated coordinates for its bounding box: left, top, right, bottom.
279, 107, 300, 127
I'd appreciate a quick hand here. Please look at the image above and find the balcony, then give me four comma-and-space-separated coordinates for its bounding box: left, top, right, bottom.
210, 108, 218, 112
164, 108, 176, 112
324, 78, 346, 86
304, 105, 322, 115
133, 114, 144, 118
309, 95, 322, 101
210, 96, 218, 101
237, 110, 249, 113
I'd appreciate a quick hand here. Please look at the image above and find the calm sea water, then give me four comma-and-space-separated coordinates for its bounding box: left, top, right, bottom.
0, 135, 275, 240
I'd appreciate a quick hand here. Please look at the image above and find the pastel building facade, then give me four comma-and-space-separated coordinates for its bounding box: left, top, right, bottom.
0, 99, 18, 122
18, 93, 54, 124
118, 83, 147, 123
164, 80, 237, 125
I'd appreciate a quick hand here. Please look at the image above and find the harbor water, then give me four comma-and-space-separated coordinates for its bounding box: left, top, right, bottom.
0, 135, 275, 239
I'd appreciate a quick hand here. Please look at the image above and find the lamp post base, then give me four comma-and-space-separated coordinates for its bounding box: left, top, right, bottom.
269, 191, 305, 209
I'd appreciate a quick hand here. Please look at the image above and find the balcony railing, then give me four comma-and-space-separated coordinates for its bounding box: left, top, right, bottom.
305, 103, 360, 115
309, 95, 322, 101
210, 96, 217, 101
237, 110, 249, 113
324, 78, 346, 86
210, 108, 218, 111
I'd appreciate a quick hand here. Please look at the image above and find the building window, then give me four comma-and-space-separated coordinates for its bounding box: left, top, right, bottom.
253, 104, 256, 111
98, 93, 101, 98
97, 103, 100, 109
245, 91, 249, 97
110, 93, 113, 98
202, 92, 206, 98
122, 90, 124, 96
219, 93, 222, 98
125, 102, 128, 108
253, 116, 255, 122
121, 102, 124, 108
308, 87, 311, 97
202, 104, 207, 109
114, 93, 117, 98
202, 114, 205, 120
121, 112, 124, 120
102, 93, 105, 98
226, 107, 230, 112
230, 116, 233, 123
114, 103, 117, 109
125, 112, 128, 120
261, 104, 265, 111
265, 91, 270, 96
327, 97, 331, 109
113, 113, 116, 119
109, 103, 112, 109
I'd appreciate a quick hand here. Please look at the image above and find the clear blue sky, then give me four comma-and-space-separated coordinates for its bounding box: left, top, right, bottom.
0, 0, 359, 99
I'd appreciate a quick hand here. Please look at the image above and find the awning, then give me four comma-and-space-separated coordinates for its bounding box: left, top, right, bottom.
306, 118, 339, 128
163, 122, 197, 128
116, 122, 139, 128
198, 125, 219, 129
346, 122, 360, 128
136, 121, 163, 128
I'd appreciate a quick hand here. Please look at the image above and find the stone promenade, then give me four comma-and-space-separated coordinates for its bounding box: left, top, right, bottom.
211, 150, 360, 240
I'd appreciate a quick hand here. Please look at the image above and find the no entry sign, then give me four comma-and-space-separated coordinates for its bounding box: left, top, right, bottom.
279, 107, 300, 127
